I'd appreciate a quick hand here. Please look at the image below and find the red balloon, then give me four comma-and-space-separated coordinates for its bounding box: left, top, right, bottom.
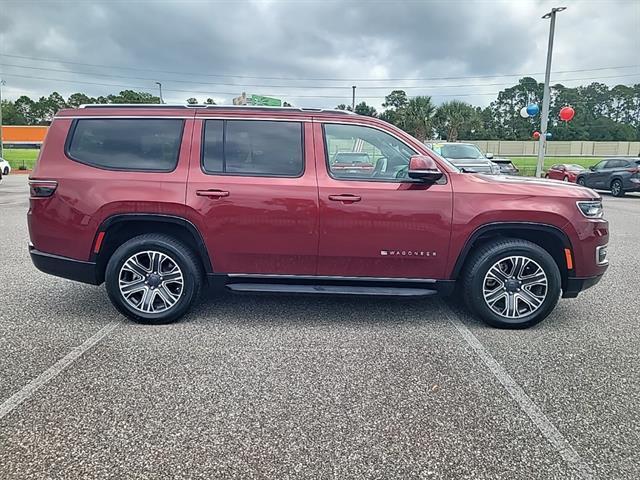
559, 106, 575, 122
533, 131, 541, 139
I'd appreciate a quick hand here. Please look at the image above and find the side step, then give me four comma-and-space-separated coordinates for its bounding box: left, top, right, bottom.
225, 283, 437, 297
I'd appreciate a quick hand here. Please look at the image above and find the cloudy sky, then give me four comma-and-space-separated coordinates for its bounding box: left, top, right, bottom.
0, 0, 638, 109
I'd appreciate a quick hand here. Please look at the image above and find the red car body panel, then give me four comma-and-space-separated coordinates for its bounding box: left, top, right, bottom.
546, 165, 583, 182
28, 106, 608, 291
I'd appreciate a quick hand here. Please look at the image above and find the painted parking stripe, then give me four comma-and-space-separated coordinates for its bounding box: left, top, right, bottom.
442, 303, 595, 480
0, 321, 119, 420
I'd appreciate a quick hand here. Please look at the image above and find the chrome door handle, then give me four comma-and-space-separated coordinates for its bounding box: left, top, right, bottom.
196, 189, 230, 198
328, 194, 361, 203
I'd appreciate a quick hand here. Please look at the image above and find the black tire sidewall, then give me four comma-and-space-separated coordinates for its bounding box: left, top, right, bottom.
105, 236, 200, 324
611, 180, 624, 197
467, 244, 561, 329
577, 177, 585, 186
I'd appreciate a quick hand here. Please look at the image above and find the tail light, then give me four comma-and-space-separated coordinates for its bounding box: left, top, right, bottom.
29, 180, 58, 198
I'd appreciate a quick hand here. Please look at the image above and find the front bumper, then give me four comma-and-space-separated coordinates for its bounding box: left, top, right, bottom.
562, 274, 604, 298
29, 245, 100, 285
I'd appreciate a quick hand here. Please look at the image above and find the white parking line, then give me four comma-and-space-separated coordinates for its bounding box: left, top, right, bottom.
442, 304, 595, 480
0, 321, 119, 420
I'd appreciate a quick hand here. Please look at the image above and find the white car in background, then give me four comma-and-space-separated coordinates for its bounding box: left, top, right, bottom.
0, 157, 11, 175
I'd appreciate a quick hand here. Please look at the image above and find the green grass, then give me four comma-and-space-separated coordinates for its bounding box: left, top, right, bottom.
2, 149, 40, 170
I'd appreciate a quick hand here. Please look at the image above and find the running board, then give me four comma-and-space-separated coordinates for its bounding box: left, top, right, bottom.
225, 283, 437, 296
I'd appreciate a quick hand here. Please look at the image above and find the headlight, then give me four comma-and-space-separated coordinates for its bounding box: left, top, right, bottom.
577, 200, 603, 218
491, 164, 501, 174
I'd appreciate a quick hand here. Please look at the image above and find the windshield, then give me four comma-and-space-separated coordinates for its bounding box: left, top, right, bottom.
438, 144, 484, 160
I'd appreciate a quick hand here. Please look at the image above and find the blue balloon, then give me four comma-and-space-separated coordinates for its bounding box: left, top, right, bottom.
526, 104, 540, 116
545, 132, 552, 139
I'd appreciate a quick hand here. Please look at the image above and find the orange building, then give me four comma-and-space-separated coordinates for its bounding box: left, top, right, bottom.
2, 126, 49, 146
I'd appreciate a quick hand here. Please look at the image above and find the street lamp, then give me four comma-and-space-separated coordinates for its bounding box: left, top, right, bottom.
0, 79, 5, 158
535, 6, 567, 178
155, 81, 164, 104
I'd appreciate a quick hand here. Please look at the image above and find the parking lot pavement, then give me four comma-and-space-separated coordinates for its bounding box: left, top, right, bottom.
1, 174, 638, 479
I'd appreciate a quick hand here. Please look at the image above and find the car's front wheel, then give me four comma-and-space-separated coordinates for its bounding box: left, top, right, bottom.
577, 177, 586, 186
462, 239, 561, 329
610, 179, 625, 197
105, 234, 203, 324
2, 167, 8, 175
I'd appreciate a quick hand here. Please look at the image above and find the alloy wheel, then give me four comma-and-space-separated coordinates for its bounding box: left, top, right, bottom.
118, 250, 184, 314
482, 256, 548, 319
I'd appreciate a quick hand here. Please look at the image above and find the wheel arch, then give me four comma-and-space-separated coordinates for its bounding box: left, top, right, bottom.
93, 214, 213, 284
451, 222, 573, 289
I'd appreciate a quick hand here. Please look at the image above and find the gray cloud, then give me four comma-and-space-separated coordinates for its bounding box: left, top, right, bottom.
1, 0, 638, 109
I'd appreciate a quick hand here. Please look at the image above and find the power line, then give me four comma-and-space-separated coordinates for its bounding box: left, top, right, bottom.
1, 53, 638, 83
1, 62, 639, 90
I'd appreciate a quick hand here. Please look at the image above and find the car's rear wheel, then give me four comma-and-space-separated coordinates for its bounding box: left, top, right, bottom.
105, 234, 202, 324
462, 238, 561, 329
610, 179, 625, 197
563, 176, 569, 182
2, 167, 8, 175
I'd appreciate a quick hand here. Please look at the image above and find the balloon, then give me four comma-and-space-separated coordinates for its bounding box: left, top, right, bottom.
559, 106, 575, 122
520, 106, 529, 118
533, 131, 541, 139
526, 104, 540, 116
545, 132, 552, 139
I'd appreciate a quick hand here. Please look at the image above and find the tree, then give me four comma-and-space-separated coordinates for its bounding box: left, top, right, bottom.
402, 96, 436, 141
67, 93, 96, 108
282, 101, 292, 107
434, 100, 479, 141
186, 97, 198, 105
382, 90, 408, 109
0, 99, 27, 125
335, 104, 350, 111
353, 101, 377, 117
106, 90, 160, 104
205, 98, 216, 105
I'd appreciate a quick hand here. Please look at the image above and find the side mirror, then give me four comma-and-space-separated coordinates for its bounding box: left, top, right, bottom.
589, 165, 595, 171
485, 152, 494, 159
408, 155, 443, 182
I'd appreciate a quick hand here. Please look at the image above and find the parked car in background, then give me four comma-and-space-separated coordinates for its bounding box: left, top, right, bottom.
576, 158, 640, 197
0, 157, 11, 176
492, 159, 519, 175
545, 164, 586, 183
330, 152, 375, 176
426, 142, 501, 175
29, 104, 608, 329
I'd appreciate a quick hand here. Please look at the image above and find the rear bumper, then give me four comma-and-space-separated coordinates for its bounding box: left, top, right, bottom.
562, 274, 603, 298
29, 245, 100, 285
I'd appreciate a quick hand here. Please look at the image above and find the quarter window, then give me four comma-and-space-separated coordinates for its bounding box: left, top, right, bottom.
67, 119, 184, 171
323, 123, 416, 181
202, 120, 303, 177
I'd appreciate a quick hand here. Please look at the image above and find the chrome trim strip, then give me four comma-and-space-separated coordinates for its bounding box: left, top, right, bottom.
595, 245, 609, 265
227, 273, 437, 283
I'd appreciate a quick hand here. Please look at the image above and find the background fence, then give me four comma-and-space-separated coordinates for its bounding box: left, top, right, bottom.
465, 140, 640, 157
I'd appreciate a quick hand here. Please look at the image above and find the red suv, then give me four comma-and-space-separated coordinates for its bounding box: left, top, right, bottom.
28, 105, 609, 328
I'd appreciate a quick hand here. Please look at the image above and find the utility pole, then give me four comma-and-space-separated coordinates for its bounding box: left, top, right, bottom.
536, 6, 566, 177
0, 79, 5, 158
155, 82, 164, 104
351, 85, 356, 111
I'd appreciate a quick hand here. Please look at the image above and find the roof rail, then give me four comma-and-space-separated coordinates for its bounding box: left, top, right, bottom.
78, 104, 355, 114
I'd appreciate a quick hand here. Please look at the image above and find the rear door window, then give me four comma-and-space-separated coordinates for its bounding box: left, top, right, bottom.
202, 120, 303, 177
67, 118, 184, 171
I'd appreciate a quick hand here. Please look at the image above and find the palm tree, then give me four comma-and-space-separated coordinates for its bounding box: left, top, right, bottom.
401, 96, 436, 141
434, 100, 479, 142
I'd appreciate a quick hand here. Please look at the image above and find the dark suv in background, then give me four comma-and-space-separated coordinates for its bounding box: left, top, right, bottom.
577, 158, 640, 197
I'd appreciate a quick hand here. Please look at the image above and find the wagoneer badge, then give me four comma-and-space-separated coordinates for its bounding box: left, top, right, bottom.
380, 250, 437, 257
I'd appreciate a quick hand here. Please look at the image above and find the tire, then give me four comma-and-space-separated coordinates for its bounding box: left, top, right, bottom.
462, 238, 561, 329
563, 176, 569, 182
610, 179, 625, 197
2, 167, 8, 175
105, 234, 203, 324
577, 177, 586, 186
544, 174, 549, 179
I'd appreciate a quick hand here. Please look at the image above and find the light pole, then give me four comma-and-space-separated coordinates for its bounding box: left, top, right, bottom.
535, 6, 566, 177
155, 82, 164, 104
351, 85, 356, 111
0, 79, 5, 158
